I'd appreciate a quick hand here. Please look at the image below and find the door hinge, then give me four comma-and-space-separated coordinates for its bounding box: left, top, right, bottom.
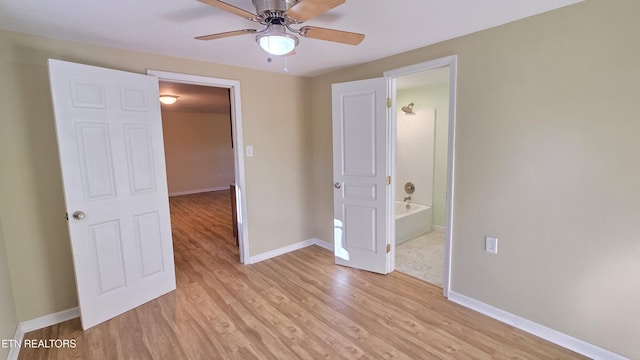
386, 97, 392, 108
65, 212, 69, 221
386, 176, 391, 185
386, 244, 391, 253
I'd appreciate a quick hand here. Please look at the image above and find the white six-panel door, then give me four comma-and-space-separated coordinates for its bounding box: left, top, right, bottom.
48, 59, 176, 329
332, 77, 390, 274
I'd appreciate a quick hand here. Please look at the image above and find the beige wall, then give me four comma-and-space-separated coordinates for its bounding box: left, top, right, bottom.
0, 218, 18, 359
0, 29, 313, 321
2, 1, 638, 357
311, 1, 639, 358
162, 112, 235, 195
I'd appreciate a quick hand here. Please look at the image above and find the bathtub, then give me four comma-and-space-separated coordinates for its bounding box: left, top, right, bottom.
395, 201, 432, 243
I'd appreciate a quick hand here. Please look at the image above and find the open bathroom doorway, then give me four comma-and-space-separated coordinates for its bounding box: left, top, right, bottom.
386, 57, 456, 293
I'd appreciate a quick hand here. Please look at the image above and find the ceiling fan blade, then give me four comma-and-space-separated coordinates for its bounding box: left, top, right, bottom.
286, 0, 345, 23
195, 29, 257, 41
300, 26, 365, 45
197, 0, 257, 20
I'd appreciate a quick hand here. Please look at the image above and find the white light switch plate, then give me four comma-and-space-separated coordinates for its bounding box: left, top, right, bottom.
485, 236, 498, 254
246, 145, 253, 157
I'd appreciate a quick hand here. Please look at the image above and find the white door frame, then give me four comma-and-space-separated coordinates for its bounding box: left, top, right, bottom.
384, 55, 457, 296
146, 70, 250, 264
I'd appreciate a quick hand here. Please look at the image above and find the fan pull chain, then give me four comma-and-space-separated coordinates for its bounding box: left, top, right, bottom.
265, 55, 290, 73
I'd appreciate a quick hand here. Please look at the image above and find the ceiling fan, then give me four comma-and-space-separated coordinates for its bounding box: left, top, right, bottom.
195, 0, 365, 56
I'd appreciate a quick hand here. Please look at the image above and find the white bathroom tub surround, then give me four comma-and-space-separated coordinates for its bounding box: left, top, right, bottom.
395, 201, 432, 243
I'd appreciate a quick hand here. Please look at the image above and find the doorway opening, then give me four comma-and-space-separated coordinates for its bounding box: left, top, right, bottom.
147, 70, 250, 263
159, 81, 240, 262
385, 56, 457, 296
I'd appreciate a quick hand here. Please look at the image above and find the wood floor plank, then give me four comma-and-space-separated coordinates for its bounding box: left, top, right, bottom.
254, 257, 419, 359
18, 191, 586, 359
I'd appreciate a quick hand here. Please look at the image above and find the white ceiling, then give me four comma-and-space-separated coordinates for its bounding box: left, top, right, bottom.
0, 0, 583, 77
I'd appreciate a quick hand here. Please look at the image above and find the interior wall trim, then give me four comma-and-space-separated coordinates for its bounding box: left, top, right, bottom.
448, 292, 627, 360
384, 54, 458, 298
10, 259, 619, 359
312, 238, 334, 252
7, 239, 333, 358
248, 238, 333, 264
7, 307, 80, 360
146, 69, 250, 264
168, 186, 229, 197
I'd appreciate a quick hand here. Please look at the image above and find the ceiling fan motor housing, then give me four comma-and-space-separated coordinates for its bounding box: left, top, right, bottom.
195, 0, 364, 48
252, 0, 300, 15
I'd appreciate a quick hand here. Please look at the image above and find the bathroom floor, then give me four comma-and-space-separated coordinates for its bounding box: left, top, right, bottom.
395, 230, 444, 287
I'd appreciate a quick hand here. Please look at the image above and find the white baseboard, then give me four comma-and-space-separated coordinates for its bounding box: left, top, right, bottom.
12, 251, 621, 360
248, 238, 333, 264
7, 307, 80, 360
6, 238, 332, 359
431, 225, 445, 232
169, 187, 229, 197
448, 292, 627, 360
312, 238, 334, 252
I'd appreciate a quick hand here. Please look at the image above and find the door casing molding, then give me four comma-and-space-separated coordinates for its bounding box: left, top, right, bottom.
384, 55, 458, 297
146, 70, 250, 264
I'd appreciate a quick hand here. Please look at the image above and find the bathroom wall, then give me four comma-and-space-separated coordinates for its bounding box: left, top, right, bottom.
395, 104, 435, 208
396, 82, 449, 228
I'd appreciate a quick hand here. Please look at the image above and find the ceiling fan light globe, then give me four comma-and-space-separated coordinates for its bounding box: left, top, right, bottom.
257, 32, 298, 56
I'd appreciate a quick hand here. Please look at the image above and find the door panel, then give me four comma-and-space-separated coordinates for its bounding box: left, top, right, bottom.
124, 125, 157, 193
76, 123, 117, 199
49, 59, 176, 329
342, 92, 377, 176
332, 77, 389, 274
90, 220, 126, 293
344, 206, 377, 251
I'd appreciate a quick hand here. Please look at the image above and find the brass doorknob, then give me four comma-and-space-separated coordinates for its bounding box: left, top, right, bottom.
72, 211, 86, 220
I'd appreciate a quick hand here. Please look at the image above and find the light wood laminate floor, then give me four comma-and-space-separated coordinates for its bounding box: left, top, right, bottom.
19, 191, 585, 359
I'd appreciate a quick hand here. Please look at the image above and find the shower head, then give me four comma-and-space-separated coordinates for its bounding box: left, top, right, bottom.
401, 102, 415, 114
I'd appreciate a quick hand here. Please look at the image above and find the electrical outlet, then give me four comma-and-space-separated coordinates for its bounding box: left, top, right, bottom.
485, 236, 498, 254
